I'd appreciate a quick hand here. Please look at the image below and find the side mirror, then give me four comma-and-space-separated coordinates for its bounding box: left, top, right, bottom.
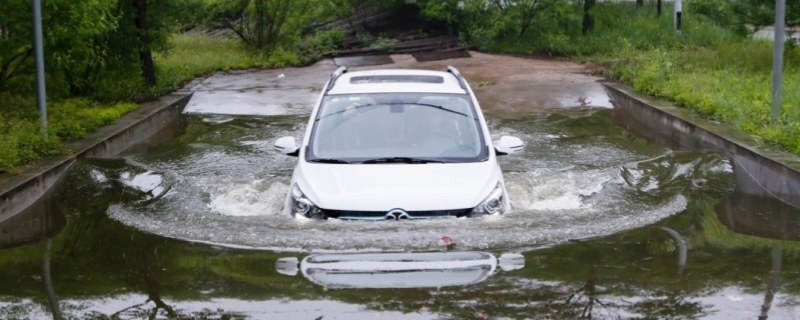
274, 136, 300, 156
494, 136, 524, 156
497, 253, 525, 271
276, 257, 299, 276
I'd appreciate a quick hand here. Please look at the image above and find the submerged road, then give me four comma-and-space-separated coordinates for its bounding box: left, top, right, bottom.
2, 52, 799, 319
102, 52, 713, 251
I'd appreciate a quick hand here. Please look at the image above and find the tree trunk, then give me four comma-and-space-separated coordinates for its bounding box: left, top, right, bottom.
582, 0, 595, 35
636, 0, 644, 8
657, 0, 662, 17
134, 0, 156, 87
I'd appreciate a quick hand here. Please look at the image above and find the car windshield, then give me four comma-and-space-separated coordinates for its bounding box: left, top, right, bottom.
307, 93, 488, 163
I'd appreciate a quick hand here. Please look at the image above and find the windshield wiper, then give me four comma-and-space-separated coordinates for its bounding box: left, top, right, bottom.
308, 158, 351, 164
361, 157, 445, 164
317, 103, 377, 120
406, 103, 472, 118
317, 102, 472, 120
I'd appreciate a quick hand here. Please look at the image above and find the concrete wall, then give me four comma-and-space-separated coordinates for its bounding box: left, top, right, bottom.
605, 83, 800, 209
0, 177, 66, 249
0, 94, 192, 244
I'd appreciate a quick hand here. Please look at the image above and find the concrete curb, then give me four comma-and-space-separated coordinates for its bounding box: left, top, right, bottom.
604, 83, 800, 208
0, 93, 193, 224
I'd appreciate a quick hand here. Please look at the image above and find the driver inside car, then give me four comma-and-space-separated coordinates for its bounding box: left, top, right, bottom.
408, 101, 464, 150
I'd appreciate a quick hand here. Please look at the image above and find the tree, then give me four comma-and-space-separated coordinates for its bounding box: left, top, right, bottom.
583, 0, 596, 35
0, 0, 32, 90
230, 0, 294, 52
91, 0, 177, 98
0, 0, 116, 93
658, 0, 663, 17
690, 0, 799, 35
133, 0, 156, 87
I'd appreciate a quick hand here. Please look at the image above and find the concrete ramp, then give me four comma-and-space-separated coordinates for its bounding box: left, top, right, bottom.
412, 49, 471, 62
333, 55, 394, 67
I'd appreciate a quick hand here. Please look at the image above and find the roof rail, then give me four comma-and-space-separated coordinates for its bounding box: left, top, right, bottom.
445, 66, 467, 91
325, 66, 348, 92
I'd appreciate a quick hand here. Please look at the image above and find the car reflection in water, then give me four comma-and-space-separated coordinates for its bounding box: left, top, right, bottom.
276, 251, 525, 289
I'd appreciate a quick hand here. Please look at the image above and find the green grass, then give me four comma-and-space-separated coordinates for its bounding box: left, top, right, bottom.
596, 14, 800, 154
0, 34, 298, 174
480, 2, 800, 156
0, 95, 138, 173
152, 34, 301, 96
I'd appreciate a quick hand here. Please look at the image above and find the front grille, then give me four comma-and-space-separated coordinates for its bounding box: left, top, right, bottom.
322, 208, 472, 220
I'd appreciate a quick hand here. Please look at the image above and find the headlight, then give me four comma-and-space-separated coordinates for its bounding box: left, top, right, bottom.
471, 182, 505, 217
291, 185, 324, 219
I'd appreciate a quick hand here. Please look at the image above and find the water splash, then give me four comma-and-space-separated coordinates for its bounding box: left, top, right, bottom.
87, 111, 734, 251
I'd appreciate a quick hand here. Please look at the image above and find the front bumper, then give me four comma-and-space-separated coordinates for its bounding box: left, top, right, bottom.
321, 208, 472, 220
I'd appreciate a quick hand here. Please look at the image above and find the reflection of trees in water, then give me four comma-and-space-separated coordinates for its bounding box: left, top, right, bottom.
82, 240, 247, 320
759, 244, 782, 320
102, 241, 177, 319
337, 240, 707, 319
533, 240, 702, 319
4, 177, 797, 320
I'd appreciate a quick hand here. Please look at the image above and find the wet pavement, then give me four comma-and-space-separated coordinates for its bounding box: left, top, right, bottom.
2, 53, 800, 319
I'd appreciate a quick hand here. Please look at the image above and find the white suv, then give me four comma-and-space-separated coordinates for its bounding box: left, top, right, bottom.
274, 66, 524, 220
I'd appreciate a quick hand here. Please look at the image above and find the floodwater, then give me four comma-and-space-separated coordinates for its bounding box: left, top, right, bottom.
2, 55, 800, 319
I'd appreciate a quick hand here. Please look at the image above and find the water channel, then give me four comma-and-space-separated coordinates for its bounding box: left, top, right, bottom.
1, 57, 799, 319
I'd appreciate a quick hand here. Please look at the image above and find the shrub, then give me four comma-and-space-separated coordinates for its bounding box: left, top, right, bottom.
230, 0, 294, 52
0, 94, 138, 173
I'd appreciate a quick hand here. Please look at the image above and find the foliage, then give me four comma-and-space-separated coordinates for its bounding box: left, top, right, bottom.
228, 0, 348, 56
688, 0, 800, 34
592, 8, 800, 155
0, 0, 117, 94
230, 0, 294, 52
0, 94, 137, 173
0, 33, 287, 173
154, 33, 298, 93
0, 0, 352, 173
294, 29, 345, 65
370, 37, 398, 52
686, 0, 750, 35
323, 0, 406, 31
610, 45, 800, 154
413, 0, 582, 52
415, 0, 800, 157
162, 0, 249, 30
0, 0, 190, 99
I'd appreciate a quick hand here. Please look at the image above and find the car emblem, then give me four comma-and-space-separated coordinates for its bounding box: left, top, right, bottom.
386, 208, 410, 220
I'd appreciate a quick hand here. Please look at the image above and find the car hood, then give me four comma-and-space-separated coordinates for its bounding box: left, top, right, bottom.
295, 161, 499, 211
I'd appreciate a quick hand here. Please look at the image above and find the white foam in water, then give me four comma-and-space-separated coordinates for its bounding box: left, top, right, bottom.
120, 171, 166, 199
201, 115, 235, 124
108, 194, 688, 252
102, 111, 732, 252
208, 180, 288, 216
506, 169, 613, 211
90, 169, 108, 184
239, 140, 277, 153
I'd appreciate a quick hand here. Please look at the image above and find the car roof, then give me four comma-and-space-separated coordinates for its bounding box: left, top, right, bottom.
326, 69, 468, 95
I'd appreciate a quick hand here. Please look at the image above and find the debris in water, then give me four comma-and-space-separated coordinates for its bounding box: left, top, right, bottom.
693, 178, 708, 187
439, 236, 456, 251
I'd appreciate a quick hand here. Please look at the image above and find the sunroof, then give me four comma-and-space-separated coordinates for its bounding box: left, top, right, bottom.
350, 75, 445, 84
